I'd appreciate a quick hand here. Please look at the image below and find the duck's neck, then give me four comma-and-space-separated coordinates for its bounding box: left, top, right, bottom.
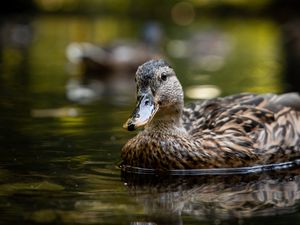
145, 104, 186, 135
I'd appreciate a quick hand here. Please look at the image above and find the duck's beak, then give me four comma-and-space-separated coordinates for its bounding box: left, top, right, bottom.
123, 91, 158, 131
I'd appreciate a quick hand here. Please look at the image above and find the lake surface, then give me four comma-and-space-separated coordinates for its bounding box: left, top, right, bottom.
0, 15, 300, 225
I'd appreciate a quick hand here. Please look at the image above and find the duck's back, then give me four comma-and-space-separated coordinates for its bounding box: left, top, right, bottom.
182, 93, 300, 163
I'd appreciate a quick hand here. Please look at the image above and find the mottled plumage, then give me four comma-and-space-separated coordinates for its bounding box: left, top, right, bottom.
122, 59, 300, 170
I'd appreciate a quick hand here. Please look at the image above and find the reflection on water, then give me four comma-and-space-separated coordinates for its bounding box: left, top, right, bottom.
122, 170, 300, 224
185, 84, 221, 99
0, 13, 300, 225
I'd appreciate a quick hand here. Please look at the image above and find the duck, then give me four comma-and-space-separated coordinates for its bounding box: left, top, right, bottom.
66, 41, 158, 75
121, 59, 300, 170
66, 22, 163, 76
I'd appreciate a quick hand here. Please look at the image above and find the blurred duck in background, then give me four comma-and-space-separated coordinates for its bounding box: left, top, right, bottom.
65, 22, 163, 104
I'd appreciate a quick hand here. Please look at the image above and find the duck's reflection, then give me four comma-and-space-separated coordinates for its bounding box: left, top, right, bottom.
122, 170, 300, 224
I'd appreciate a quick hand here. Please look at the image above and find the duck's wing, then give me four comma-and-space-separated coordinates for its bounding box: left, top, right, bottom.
251, 93, 300, 152
183, 93, 300, 164
183, 92, 300, 131
182, 93, 259, 131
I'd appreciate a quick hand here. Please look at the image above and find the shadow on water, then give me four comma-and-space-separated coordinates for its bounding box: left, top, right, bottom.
121, 159, 300, 176
122, 169, 300, 225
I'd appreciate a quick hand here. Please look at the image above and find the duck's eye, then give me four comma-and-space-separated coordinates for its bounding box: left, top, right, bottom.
161, 73, 167, 81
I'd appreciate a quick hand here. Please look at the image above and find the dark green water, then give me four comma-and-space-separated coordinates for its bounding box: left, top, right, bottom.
0, 15, 300, 225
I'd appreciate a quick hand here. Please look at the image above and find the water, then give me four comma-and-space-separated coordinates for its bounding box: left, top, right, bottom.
0, 15, 300, 225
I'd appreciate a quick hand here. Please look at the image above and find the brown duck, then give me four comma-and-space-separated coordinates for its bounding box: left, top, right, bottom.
121, 59, 300, 170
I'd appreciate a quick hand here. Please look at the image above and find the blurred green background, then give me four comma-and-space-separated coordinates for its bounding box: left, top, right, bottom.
1, 0, 300, 103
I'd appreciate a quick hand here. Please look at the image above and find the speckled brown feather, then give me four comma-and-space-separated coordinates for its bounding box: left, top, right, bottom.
182, 93, 300, 165
121, 60, 300, 170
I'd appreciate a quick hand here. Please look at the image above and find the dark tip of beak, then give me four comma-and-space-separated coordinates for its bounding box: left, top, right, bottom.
127, 123, 135, 131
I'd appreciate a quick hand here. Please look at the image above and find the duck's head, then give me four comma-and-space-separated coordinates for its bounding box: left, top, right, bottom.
123, 59, 184, 131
